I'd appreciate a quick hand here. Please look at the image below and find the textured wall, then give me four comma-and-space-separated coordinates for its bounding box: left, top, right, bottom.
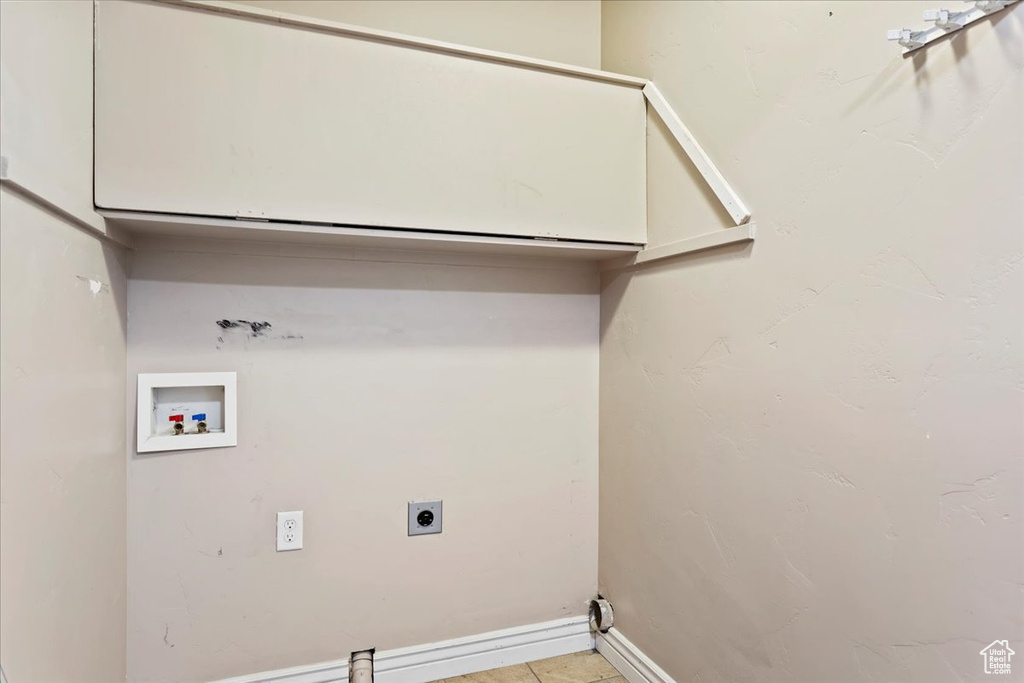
234, 0, 601, 68
126, 240, 599, 682
599, 1, 1023, 681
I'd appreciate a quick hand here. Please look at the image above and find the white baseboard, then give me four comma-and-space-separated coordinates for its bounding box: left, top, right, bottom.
596, 628, 675, 683
212, 616, 594, 683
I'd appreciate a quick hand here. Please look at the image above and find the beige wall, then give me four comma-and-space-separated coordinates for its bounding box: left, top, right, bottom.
600, 1, 1023, 681
0, 2, 129, 682
235, 0, 601, 68
0, 190, 129, 683
126, 239, 599, 682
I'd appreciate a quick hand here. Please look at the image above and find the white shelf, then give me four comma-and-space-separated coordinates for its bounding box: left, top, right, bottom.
100, 210, 644, 261
172, 0, 647, 88
601, 223, 756, 271
95, 0, 646, 246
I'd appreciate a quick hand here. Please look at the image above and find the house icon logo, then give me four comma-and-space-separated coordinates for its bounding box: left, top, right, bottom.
980, 640, 1014, 675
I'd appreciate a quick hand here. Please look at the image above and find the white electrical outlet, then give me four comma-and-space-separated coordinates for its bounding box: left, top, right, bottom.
276, 511, 303, 551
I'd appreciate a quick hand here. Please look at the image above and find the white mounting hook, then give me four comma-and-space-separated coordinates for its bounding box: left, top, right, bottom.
974, 0, 1014, 12
887, 28, 926, 49
924, 8, 969, 30
889, 0, 1021, 52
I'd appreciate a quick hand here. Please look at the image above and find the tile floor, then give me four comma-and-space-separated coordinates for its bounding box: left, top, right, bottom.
436, 651, 623, 683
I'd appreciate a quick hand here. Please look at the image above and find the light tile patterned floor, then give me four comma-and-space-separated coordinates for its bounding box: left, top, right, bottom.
437, 652, 623, 683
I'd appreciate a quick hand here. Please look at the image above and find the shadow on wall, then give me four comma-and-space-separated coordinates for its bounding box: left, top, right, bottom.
103, 239, 129, 339
3, 183, 130, 339
125, 239, 601, 364
921, 6, 1022, 66
851, 5, 1022, 114
128, 240, 599, 296
599, 240, 755, 343
913, 7, 1022, 98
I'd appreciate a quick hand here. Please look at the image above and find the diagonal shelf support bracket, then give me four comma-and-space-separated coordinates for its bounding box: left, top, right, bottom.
611, 82, 754, 268
643, 83, 751, 227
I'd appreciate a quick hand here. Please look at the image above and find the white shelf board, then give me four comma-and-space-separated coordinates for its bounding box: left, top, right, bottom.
168, 0, 648, 89
601, 223, 756, 271
99, 210, 644, 261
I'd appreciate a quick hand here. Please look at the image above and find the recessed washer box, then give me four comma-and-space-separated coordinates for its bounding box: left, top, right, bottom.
137, 372, 237, 453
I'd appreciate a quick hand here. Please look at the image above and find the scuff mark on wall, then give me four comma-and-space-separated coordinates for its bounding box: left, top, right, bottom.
861, 249, 945, 301
685, 337, 732, 385
214, 320, 305, 348
76, 275, 109, 295
760, 284, 832, 337
807, 468, 858, 490
216, 319, 272, 337
743, 47, 765, 99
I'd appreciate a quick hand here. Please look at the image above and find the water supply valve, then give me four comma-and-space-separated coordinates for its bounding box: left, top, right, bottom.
169, 414, 185, 435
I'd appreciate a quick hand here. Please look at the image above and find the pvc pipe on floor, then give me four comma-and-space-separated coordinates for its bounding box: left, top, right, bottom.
351, 650, 374, 683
